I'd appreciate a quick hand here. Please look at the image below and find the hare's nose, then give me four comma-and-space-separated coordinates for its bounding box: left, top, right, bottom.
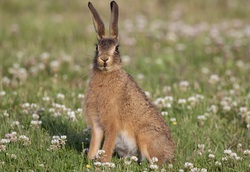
100, 56, 109, 62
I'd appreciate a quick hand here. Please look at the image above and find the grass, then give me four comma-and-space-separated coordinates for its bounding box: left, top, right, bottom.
0, 0, 250, 171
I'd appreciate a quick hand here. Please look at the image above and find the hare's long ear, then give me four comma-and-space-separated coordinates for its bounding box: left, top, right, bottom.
109, 1, 119, 39
88, 2, 105, 39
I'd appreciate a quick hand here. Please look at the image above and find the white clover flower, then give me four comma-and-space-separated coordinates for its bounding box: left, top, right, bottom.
11, 121, 20, 127
178, 98, 186, 105
239, 107, 248, 113
222, 156, 228, 161
188, 97, 197, 107
184, 162, 194, 169
42, 96, 50, 102
149, 164, 158, 170
130, 156, 138, 162
222, 105, 231, 112
179, 81, 190, 91
244, 150, 250, 156
30, 120, 42, 127
61, 135, 67, 140
170, 118, 176, 122
178, 169, 184, 172
56, 93, 65, 100
200, 168, 207, 172
32, 113, 39, 120
78, 94, 85, 99
3, 111, 9, 117
102, 162, 115, 168
152, 157, 158, 163
209, 74, 220, 84
94, 162, 102, 166
0, 91, 6, 97
97, 149, 105, 155
224, 149, 232, 155
208, 154, 215, 159
52, 136, 60, 140
50, 60, 60, 73
51, 139, 60, 145
0, 139, 10, 144
161, 111, 168, 116
11, 154, 17, 159
197, 115, 207, 121
38, 164, 45, 167
0, 145, 6, 152
215, 161, 221, 166
137, 74, 144, 80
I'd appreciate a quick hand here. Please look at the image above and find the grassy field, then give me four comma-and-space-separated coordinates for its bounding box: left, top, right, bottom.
0, 0, 250, 171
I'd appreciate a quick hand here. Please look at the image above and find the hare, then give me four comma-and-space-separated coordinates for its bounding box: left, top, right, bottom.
84, 1, 175, 164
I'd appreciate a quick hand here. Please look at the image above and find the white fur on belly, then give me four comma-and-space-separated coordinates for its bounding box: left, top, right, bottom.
115, 131, 138, 158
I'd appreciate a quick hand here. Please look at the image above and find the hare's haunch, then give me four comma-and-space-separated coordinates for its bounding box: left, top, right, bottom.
84, 1, 175, 164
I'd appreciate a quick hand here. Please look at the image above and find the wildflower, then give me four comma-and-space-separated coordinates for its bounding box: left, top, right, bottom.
131, 156, 138, 162
30, 120, 42, 127
208, 105, 218, 114
0, 91, 6, 97
50, 60, 60, 73
197, 115, 207, 127
168, 163, 173, 169
137, 74, 144, 80
11, 121, 20, 127
56, 93, 65, 100
78, 94, 85, 99
11, 154, 17, 159
60, 135, 67, 145
170, 118, 177, 125
224, 149, 232, 155
161, 111, 168, 116
209, 74, 220, 85
215, 161, 221, 166
38, 164, 45, 167
188, 96, 197, 107
208, 154, 215, 159
152, 157, 158, 163
0, 145, 6, 152
94, 162, 102, 167
96, 149, 105, 159
184, 162, 194, 169
178, 98, 186, 105
67, 111, 76, 121
102, 162, 115, 168
144, 91, 151, 98
244, 150, 250, 156
3, 111, 9, 117
42, 96, 50, 102
32, 113, 39, 120
200, 168, 207, 172
179, 81, 189, 91
19, 135, 30, 146
149, 164, 158, 170
5, 132, 18, 142
86, 164, 91, 169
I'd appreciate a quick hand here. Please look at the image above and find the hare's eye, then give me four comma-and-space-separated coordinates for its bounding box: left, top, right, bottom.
115, 45, 119, 52
95, 44, 98, 52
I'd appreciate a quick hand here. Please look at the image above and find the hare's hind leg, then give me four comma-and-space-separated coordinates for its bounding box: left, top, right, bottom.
88, 122, 104, 160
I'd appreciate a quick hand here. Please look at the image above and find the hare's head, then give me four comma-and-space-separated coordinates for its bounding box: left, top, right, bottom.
88, 1, 121, 72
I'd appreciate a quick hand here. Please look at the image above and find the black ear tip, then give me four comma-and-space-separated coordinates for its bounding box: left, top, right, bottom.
110, 1, 118, 8
88, 2, 92, 8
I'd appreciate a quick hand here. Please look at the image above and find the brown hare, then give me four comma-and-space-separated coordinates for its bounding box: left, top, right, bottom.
84, 1, 175, 164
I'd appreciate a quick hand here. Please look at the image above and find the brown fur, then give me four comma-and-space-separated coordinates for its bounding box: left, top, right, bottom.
84, 1, 175, 164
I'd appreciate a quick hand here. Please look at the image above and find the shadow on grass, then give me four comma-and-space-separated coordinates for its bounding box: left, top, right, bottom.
41, 114, 89, 153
